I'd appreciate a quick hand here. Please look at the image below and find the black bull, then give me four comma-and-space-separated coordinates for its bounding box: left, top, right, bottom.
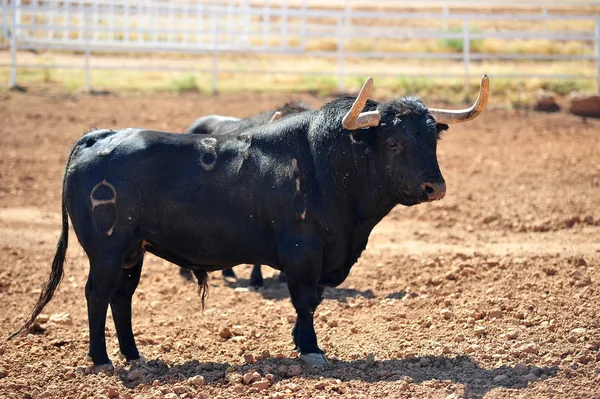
181, 101, 312, 286
10, 76, 489, 369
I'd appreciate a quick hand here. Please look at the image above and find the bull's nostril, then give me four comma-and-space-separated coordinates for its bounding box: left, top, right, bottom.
424, 184, 435, 196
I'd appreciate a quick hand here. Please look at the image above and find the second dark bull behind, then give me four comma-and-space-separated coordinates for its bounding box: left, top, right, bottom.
181, 101, 312, 286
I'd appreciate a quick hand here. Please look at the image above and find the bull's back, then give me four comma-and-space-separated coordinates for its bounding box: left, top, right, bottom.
65, 128, 287, 267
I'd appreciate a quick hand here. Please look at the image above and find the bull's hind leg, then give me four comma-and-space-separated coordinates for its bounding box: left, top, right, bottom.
85, 245, 127, 369
249, 264, 264, 288
110, 252, 144, 363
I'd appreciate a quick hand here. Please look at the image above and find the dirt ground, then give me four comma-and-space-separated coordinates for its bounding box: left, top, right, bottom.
0, 89, 599, 399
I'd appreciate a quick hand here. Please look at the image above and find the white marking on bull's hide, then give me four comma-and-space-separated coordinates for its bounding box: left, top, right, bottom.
99, 129, 134, 156
90, 180, 117, 208
199, 137, 218, 171
290, 158, 307, 220
200, 137, 217, 148
90, 180, 117, 236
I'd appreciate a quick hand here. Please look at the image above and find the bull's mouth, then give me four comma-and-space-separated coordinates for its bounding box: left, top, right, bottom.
398, 195, 424, 207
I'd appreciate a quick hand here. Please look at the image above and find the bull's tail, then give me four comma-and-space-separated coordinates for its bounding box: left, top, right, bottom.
192, 270, 209, 310
8, 146, 76, 340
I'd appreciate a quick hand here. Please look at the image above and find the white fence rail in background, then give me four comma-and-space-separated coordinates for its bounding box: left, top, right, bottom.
1, 0, 600, 92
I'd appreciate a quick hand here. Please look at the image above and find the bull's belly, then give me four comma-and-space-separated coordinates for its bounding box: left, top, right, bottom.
141, 222, 280, 270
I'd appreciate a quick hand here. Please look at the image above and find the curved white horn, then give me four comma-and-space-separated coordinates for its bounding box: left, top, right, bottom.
269, 111, 282, 123
429, 75, 489, 124
342, 77, 381, 130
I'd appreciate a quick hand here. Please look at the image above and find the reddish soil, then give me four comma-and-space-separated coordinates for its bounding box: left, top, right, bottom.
0, 89, 599, 399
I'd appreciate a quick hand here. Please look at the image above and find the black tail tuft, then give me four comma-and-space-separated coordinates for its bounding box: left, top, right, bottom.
8, 146, 76, 340
192, 270, 209, 310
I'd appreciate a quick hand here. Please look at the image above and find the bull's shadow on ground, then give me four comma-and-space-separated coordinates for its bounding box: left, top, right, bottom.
224, 277, 375, 303
117, 355, 558, 399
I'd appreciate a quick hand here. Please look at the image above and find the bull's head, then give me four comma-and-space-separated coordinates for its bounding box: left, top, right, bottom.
342, 76, 489, 206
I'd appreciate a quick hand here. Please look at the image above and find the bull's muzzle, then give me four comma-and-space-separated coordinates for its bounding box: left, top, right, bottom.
422, 182, 446, 201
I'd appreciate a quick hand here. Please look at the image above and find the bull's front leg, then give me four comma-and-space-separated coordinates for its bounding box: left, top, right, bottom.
280, 239, 327, 365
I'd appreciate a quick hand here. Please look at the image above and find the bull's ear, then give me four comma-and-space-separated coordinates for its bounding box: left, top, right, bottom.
436, 123, 449, 135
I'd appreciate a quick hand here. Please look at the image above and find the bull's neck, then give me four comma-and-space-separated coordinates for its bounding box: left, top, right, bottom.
316, 130, 398, 226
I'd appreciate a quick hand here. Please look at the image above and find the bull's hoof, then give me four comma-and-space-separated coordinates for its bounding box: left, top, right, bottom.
222, 268, 237, 284
85, 362, 114, 375
127, 355, 147, 366
278, 273, 287, 284
179, 268, 195, 282
299, 353, 328, 366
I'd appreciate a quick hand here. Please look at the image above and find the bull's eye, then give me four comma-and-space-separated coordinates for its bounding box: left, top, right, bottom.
388, 141, 399, 150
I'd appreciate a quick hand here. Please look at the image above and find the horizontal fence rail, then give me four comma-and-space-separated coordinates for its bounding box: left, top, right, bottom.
1, 0, 600, 92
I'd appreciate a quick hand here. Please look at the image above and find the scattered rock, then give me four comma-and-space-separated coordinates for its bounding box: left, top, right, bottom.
164, 394, 178, 399
189, 375, 205, 387
49, 313, 72, 325
173, 385, 190, 395
569, 93, 600, 118
226, 372, 243, 384
493, 374, 508, 383
314, 380, 327, 390
127, 369, 143, 381
287, 383, 300, 392
573, 257, 588, 267
571, 328, 587, 336
474, 326, 486, 336
511, 341, 539, 356
487, 310, 502, 319
242, 372, 256, 385
454, 333, 465, 342
243, 354, 255, 364
397, 381, 410, 391
441, 309, 453, 320
251, 379, 270, 390
534, 90, 560, 113
365, 353, 375, 368
522, 373, 539, 383
287, 365, 302, 377
107, 387, 119, 398
219, 327, 233, 339
514, 363, 529, 376
506, 330, 519, 340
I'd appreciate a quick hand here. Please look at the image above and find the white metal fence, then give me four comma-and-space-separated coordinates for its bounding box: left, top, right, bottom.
1, 0, 600, 92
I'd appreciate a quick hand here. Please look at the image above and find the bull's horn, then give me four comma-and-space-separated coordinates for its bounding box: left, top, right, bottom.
269, 111, 282, 123
429, 75, 490, 124
342, 77, 381, 130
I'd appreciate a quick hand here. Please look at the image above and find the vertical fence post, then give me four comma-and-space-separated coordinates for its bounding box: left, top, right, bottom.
300, 0, 307, 48
337, 18, 344, 92
262, 0, 270, 47
463, 18, 471, 97
443, 4, 449, 30
84, 2, 91, 91
1, 0, 7, 39
541, 7, 548, 32
596, 17, 600, 93
9, 0, 20, 88
124, 0, 130, 42
281, 0, 288, 48
212, 13, 219, 94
